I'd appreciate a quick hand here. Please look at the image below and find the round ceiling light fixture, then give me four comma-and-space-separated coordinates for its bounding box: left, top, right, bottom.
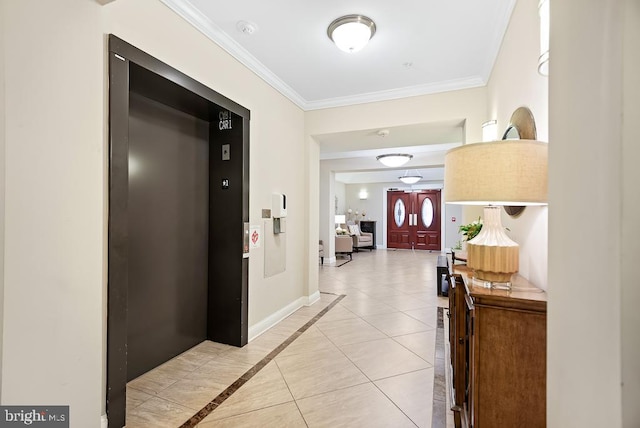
399, 170, 423, 184
327, 15, 376, 53
376, 153, 413, 168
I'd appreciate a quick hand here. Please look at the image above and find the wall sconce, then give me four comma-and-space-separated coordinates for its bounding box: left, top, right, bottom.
359, 190, 368, 200
538, 0, 549, 76
482, 120, 498, 142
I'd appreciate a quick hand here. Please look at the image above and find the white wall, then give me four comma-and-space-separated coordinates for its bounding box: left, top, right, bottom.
1, 0, 310, 425
548, 0, 625, 426
344, 184, 376, 223
622, 1, 640, 424
318, 164, 335, 261
486, 0, 549, 288
444, 204, 463, 250
334, 181, 345, 215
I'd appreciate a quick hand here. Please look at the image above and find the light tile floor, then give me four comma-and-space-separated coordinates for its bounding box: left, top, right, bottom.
126, 249, 454, 427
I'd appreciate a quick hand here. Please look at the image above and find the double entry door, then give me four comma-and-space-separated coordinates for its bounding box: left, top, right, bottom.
387, 190, 441, 250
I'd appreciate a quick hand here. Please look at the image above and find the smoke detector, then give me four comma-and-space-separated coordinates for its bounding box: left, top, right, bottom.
236, 21, 258, 36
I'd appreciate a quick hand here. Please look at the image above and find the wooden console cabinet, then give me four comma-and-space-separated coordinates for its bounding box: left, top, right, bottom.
448, 266, 546, 427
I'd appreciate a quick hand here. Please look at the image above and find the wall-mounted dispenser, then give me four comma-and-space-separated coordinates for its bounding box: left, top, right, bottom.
272, 193, 287, 234
272, 193, 287, 218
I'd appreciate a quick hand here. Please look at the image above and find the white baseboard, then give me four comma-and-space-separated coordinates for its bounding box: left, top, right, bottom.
326, 256, 336, 264
101, 414, 108, 428
248, 291, 324, 341
248, 296, 305, 341
306, 290, 320, 306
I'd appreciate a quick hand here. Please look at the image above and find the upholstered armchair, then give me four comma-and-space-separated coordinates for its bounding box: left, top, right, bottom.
346, 224, 374, 251
335, 235, 353, 260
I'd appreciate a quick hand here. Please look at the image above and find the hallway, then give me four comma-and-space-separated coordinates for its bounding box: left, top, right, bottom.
125, 250, 452, 427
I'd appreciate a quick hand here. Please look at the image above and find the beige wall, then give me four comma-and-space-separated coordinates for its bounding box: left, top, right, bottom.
305, 137, 320, 298
306, 88, 486, 139
548, 0, 625, 425
1, 0, 105, 424
622, 1, 640, 424
486, 0, 549, 288
0, 0, 5, 401
1, 0, 309, 425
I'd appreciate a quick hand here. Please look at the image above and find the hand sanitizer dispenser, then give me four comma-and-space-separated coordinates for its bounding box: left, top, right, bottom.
272, 193, 287, 218
272, 193, 287, 234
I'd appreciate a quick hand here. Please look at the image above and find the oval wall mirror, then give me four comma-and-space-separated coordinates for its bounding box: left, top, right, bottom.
502, 106, 537, 217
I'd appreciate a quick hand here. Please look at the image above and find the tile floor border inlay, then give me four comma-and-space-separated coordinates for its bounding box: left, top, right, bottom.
432, 307, 446, 428
178, 293, 346, 428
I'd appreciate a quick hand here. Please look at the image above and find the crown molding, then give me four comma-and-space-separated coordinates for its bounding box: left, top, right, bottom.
160, 0, 494, 111
482, 0, 517, 82
159, 0, 307, 108
304, 77, 486, 111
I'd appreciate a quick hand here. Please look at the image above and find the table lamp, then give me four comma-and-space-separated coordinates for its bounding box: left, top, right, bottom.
444, 140, 548, 288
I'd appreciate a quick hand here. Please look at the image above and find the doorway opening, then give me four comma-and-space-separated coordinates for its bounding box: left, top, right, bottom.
386, 190, 441, 250
107, 36, 250, 428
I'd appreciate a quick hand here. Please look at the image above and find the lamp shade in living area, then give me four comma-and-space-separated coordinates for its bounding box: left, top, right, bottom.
444, 140, 548, 285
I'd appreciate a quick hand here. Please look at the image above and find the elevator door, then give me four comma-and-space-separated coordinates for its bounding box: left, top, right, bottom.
127, 92, 209, 380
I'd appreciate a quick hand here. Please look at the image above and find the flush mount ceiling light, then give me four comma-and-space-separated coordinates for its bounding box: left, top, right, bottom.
399, 170, 423, 184
376, 153, 413, 167
327, 15, 376, 53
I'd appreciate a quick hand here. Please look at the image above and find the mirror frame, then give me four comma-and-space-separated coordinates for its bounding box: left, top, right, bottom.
502, 106, 537, 217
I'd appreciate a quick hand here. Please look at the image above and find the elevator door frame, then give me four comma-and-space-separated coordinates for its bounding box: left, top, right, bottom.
106, 35, 250, 428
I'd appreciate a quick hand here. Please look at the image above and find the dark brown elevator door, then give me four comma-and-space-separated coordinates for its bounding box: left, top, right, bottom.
127, 93, 209, 381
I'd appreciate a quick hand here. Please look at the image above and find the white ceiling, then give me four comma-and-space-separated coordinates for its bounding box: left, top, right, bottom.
160, 0, 515, 183
319, 121, 463, 184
